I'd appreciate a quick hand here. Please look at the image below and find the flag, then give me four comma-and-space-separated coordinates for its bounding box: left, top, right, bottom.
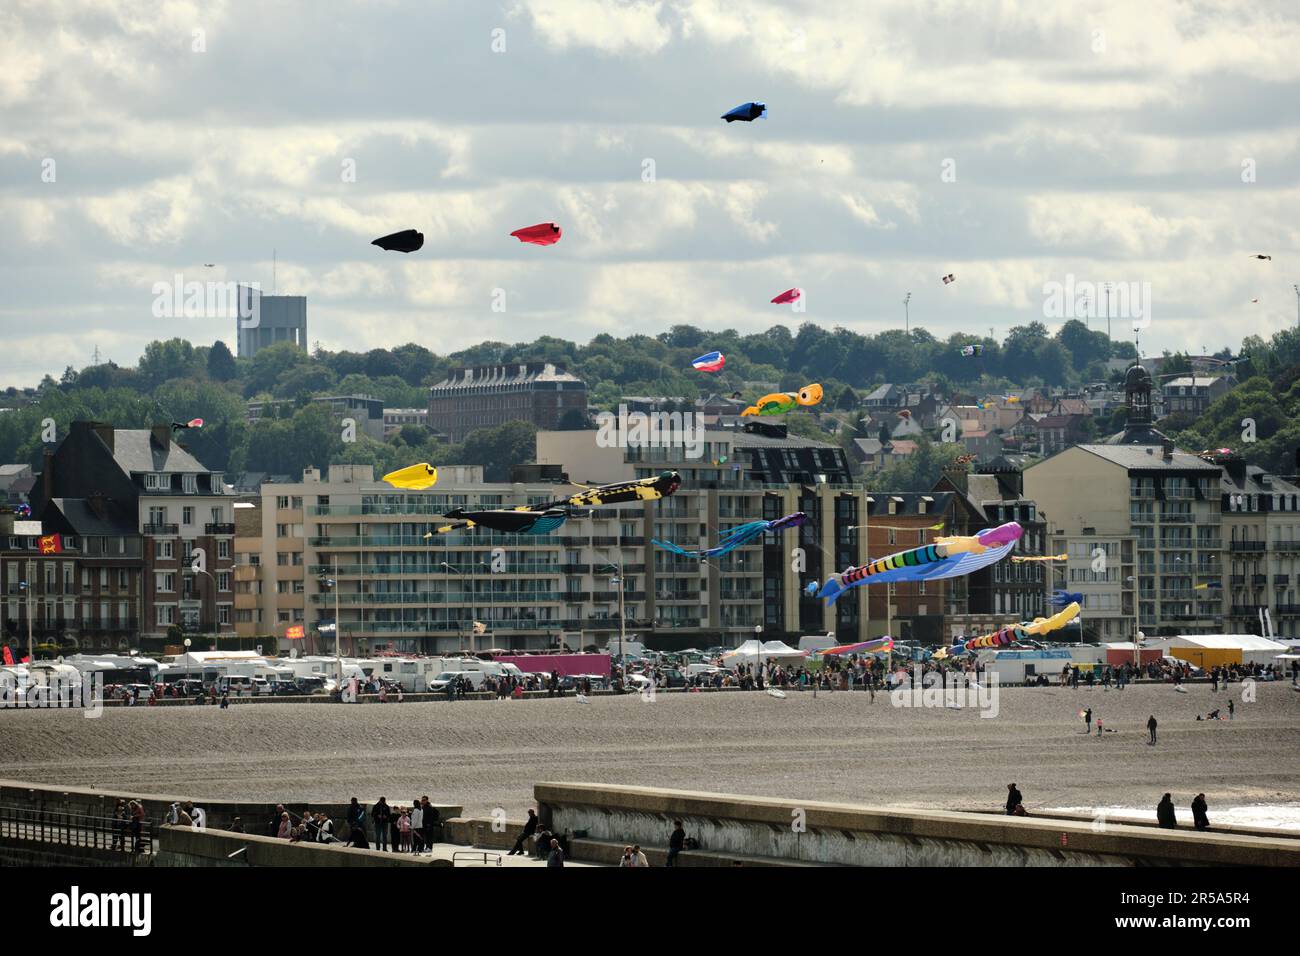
284, 625, 305, 640
2, 646, 12, 666
38, 534, 62, 554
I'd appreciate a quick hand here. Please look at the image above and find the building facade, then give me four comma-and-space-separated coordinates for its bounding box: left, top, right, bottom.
427, 363, 587, 442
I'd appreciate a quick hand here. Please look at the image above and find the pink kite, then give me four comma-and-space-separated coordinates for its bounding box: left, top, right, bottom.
510, 223, 562, 246
771, 288, 802, 305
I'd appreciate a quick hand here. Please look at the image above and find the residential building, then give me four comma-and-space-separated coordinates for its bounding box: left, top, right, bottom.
27, 421, 236, 645
428, 363, 588, 442
383, 407, 429, 436
235, 287, 307, 359
1161, 375, 1231, 418
1221, 458, 1300, 640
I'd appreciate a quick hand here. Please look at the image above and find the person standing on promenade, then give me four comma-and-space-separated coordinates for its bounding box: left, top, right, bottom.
547, 838, 565, 867
1157, 793, 1177, 828
347, 797, 365, 841
509, 809, 538, 856
1192, 793, 1210, 831
397, 807, 411, 851
1147, 714, 1158, 745
268, 804, 285, 837
371, 797, 391, 852
666, 820, 686, 867
633, 844, 648, 867
410, 798, 424, 854
112, 799, 128, 851
420, 796, 437, 847
277, 811, 292, 839
1005, 783, 1023, 816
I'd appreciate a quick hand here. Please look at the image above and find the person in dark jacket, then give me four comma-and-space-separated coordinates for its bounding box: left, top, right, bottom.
1157, 793, 1177, 828
1083, 708, 1092, 734
546, 838, 564, 867
1147, 715, 1158, 745
1191, 794, 1210, 831
346, 797, 365, 841
268, 804, 285, 838
509, 809, 539, 856
1005, 783, 1023, 815
371, 797, 392, 851
420, 796, 438, 847
666, 820, 686, 867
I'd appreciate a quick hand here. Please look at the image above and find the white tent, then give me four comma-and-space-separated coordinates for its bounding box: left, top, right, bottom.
1150, 634, 1290, 668
721, 640, 807, 669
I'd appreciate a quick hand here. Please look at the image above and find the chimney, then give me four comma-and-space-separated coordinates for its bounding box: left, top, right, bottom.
91, 422, 115, 452
1161, 440, 1173, 461
42, 448, 54, 501
151, 424, 171, 451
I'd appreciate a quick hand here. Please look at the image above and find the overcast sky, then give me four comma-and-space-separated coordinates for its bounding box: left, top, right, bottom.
2, 0, 1298, 386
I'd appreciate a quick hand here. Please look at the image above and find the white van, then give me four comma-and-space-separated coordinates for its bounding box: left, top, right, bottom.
218, 675, 255, 696
427, 670, 485, 692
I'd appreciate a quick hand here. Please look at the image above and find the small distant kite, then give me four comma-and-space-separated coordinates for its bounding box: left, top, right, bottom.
1251, 298, 1259, 304
171, 418, 203, 432
652, 512, 807, 560
722, 102, 767, 122
1051, 590, 1084, 607
960, 344, 983, 357
203, 263, 215, 268
1249, 254, 1272, 260
382, 463, 438, 490
742, 384, 823, 416
942, 273, 955, 285
510, 223, 562, 246
953, 454, 976, 465
771, 287, 802, 305
1193, 582, 1222, 590
372, 229, 424, 253
691, 351, 725, 373
1002, 394, 1020, 404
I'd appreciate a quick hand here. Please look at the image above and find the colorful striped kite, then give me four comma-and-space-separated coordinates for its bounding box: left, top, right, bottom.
816, 636, 894, 657
652, 512, 807, 559
934, 602, 1081, 659
809, 522, 1022, 606
691, 351, 725, 372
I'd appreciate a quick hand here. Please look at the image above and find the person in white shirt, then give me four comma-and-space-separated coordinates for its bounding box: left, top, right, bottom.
633, 844, 648, 867
410, 802, 424, 853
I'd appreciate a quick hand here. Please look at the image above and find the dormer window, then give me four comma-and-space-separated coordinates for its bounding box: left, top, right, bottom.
145, 473, 167, 491
211, 473, 224, 494
183, 474, 197, 494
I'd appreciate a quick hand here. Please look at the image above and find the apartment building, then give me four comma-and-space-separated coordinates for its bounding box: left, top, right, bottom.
27, 421, 236, 645
1221, 458, 1300, 640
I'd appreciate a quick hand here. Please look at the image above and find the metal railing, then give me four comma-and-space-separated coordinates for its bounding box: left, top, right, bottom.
0, 803, 154, 855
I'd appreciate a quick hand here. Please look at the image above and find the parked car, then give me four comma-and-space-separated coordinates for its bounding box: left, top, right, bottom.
268, 680, 300, 696
114, 683, 154, 702
294, 676, 328, 695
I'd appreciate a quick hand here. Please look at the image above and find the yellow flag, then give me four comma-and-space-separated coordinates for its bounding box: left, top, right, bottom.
382, 463, 438, 490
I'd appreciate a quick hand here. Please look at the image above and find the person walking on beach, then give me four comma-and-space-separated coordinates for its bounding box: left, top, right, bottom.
1147, 714, 1158, 745
509, 809, 538, 856
1005, 783, 1023, 816
1157, 793, 1177, 829
1228, 699, 1234, 720
666, 820, 686, 867
1191, 793, 1210, 831
371, 797, 391, 852
1083, 708, 1092, 734
1211, 669, 1219, 693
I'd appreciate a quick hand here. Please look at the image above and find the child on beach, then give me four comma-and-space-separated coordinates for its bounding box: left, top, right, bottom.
398, 808, 412, 851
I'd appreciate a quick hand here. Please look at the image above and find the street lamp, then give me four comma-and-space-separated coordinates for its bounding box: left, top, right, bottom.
755, 623, 763, 688
184, 564, 217, 650
440, 562, 469, 655
18, 580, 33, 665
902, 292, 911, 335
319, 558, 343, 683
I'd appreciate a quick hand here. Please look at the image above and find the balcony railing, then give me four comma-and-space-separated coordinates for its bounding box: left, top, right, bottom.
1252, 574, 1269, 585
1277, 604, 1300, 616
204, 523, 235, 535
1274, 541, 1300, 553
143, 523, 178, 536
1230, 541, 1266, 553
1275, 575, 1291, 585
310, 591, 567, 605
1159, 513, 1195, 523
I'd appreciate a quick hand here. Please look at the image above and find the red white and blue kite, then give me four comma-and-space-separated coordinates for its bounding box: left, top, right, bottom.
691, 351, 725, 373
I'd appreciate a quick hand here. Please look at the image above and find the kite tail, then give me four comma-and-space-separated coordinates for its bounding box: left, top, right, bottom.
818, 578, 846, 606
651, 538, 698, 558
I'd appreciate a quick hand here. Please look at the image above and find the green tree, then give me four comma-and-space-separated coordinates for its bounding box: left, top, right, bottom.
207, 340, 238, 381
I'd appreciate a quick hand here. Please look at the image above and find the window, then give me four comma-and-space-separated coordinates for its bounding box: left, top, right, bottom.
277, 553, 289, 566
291, 496, 303, 509
155, 572, 175, 592
211, 506, 223, 523
218, 605, 231, 625
276, 496, 289, 509
118, 569, 128, 590
149, 506, 166, 526
182, 507, 194, 526
155, 540, 173, 560
217, 572, 230, 591
182, 474, 197, 494
99, 568, 108, 589
156, 605, 176, 625
217, 540, 230, 559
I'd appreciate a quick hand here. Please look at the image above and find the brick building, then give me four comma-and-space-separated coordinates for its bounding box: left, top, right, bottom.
427, 363, 587, 441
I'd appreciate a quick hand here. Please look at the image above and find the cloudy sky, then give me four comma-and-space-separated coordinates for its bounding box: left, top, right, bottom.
2, 0, 1298, 386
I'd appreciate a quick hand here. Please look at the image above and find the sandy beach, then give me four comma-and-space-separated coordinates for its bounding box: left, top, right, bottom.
2, 682, 1297, 820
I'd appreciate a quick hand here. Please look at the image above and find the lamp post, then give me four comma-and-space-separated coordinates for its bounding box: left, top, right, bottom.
440, 562, 468, 655
318, 557, 343, 684
902, 292, 911, 335
19, 580, 33, 665
184, 565, 217, 650
755, 623, 763, 687
597, 531, 628, 680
